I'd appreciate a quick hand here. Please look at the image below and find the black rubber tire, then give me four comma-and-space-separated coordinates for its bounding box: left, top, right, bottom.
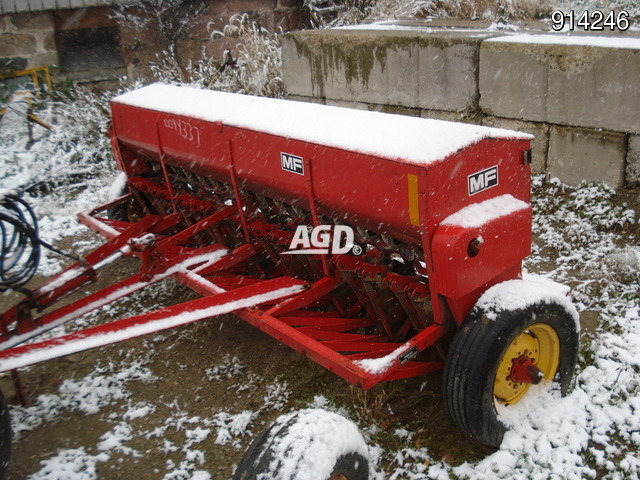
443, 294, 579, 448
233, 409, 370, 480
0, 390, 12, 480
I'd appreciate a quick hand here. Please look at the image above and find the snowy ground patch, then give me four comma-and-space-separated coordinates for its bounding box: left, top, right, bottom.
11, 360, 155, 438
28, 448, 109, 480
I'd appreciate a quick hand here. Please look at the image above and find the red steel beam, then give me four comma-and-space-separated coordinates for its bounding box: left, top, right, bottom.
0, 277, 306, 373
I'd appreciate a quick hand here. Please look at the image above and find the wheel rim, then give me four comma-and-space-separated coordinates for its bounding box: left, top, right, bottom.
494, 323, 560, 405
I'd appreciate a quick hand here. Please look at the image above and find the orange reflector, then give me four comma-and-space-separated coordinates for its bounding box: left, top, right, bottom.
408, 174, 420, 226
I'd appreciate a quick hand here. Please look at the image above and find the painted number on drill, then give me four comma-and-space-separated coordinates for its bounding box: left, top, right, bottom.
281, 153, 304, 175
163, 118, 201, 147
468, 166, 498, 196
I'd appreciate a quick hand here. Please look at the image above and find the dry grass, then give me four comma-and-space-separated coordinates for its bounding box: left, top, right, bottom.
209, 13, 286, 98
310, 0, 640, 26
308, 0, 556, 27
418, 0, 554, 20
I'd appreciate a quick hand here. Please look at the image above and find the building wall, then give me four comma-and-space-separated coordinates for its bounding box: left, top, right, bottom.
0, 0, 307, 87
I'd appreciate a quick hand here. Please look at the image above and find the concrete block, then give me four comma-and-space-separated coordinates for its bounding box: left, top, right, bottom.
547, 46, 640, 134
479, 41, 548, 122
283, 30, 421, 107
57, 66, 128, 85
627, 135, 640, 186
282, 32, 322, 98
321, 31, 420, 108
483, 116, 549, 174
417, 34, 484, 112
480, 38, 640, 134
547, 127, 626, 187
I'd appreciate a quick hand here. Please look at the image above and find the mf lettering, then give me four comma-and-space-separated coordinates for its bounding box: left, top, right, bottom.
468, 166, 498, 195
281, 153, 304, 175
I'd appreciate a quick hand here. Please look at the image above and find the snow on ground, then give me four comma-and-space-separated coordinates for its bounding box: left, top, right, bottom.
1, 88, 639, 479
10, 360, 156, 438
10, 347, 297, 479
28, 448, 109, 480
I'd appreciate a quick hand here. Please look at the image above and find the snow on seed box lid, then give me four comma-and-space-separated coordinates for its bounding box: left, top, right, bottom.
112, 84, 532, 166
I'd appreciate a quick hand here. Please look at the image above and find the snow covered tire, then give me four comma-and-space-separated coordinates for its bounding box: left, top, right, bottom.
443, 280, 580, 448
233, 409, 370, 480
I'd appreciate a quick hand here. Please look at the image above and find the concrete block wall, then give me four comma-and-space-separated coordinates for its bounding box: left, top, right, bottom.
283, 29, 487, 113
282, 29, 640, 188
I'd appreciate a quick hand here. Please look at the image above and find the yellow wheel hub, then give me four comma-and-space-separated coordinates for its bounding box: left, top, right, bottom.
494, 323, 560, 405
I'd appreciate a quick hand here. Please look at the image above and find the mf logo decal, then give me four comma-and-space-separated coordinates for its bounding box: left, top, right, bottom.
468, 166, 498, 196
281, 153, 304, 175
